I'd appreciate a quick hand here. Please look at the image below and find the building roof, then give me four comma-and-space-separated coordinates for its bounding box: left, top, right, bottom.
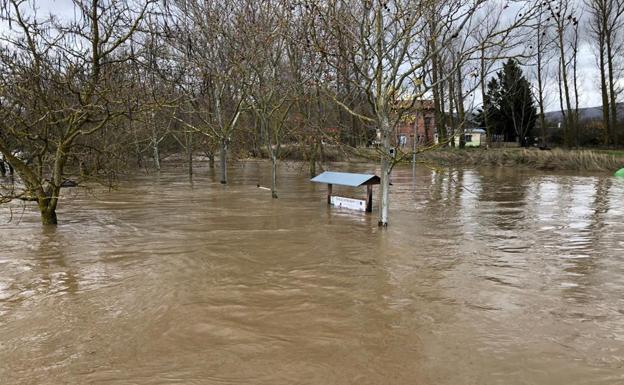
466, 128, 486, 134
311, 171, 380, 187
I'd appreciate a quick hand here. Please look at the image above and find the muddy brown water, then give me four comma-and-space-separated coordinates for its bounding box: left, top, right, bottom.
1, 161, 623, 385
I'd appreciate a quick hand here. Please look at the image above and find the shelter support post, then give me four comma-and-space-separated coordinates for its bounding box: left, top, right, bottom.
327, 184, 333, 204
366, 184, 373, 212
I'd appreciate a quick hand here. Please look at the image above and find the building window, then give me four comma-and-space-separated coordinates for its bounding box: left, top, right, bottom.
465, 134, 472, 143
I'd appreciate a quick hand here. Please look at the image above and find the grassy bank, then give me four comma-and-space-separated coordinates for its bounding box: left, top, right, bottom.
255, 145, 624, 172
414, 148, 624, 172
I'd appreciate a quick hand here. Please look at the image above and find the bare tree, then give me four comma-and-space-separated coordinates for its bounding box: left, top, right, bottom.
548, 0, 580, 147
238, 0, 296, 199
286, 7, 333, 177
0, 0, 155, 224
533, 2, 556, 146
134, 20, 180, 172
587, 0, 624, 145
164, 0, 248, 184
310, 0, 537, 226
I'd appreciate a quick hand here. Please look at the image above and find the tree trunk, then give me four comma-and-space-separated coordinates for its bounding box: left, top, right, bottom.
270, 153, 278, 199
152, 139, 161, 171
186, 132, 193, 178
456, 61, 466, 149
480, 46, 492, 148
220, 138, 228, 184
431, 47, 446, 145
557, 32, 574, 147
598, 31, 611, 145
536, 26, 548, 147
572, 28, 580, 148
557, 62, 567, 144
378, 114, 391, 227
40, 207, 58, 225
0, 159, 5, 177
448, 75, 456, 148
151, 112, 161, 171
606, 31, 618, 145
38, 189, 59, 225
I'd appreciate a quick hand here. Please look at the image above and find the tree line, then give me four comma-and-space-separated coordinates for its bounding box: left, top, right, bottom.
0, 0, 623, 226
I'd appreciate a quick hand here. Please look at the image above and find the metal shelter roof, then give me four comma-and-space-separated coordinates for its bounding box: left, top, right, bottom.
466, 128, 486, 134
310, 171, 380, 187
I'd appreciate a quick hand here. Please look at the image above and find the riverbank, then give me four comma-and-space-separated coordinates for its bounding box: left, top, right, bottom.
413, 147, 624, 172
258, 145, 624, 173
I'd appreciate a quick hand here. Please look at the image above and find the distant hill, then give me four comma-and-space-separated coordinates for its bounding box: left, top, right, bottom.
544, 103, 624, 122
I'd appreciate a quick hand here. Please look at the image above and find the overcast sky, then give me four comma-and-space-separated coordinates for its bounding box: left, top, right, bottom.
12, 0, 611, 111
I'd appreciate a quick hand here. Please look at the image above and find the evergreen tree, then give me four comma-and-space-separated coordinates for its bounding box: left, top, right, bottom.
480, 59, 537, 146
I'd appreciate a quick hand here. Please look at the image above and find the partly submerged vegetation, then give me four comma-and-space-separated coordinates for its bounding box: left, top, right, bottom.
256, 145, 624, 173
411, 148, 624, 172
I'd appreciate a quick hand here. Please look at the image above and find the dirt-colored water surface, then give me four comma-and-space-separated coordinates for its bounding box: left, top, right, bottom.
1, 161, 623, 384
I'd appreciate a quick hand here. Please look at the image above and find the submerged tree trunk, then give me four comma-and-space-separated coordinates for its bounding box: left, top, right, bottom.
40, 206, 58, 225
151, 113, 161, 171
1, 142, 61, 225
378, 114, 391, 227
152, 137, 161, 172
259, 116, 280, 199
186, 132, 193, 178
270, 154, 278, 199
208, 152, 215, 168
38, 183, 61, 225
220, 138, 228, 184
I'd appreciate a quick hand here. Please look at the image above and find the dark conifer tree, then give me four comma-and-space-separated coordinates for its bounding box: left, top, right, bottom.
480, 59, 537, 146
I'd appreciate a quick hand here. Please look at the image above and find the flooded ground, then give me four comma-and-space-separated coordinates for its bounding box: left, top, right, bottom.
1, 161, 623, 384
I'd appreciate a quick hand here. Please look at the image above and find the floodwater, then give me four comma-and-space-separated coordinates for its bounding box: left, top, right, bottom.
1, 161, 623, 385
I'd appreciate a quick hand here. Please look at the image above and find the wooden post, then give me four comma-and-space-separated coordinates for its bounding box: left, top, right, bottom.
366, 184, 373, 212
327, 184, 333, 204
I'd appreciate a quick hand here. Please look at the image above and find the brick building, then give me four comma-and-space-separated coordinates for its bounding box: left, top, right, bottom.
393, 99, 436, 148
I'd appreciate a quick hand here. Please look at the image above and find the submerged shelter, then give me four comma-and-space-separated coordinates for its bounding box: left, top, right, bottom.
311, 171, 380, 212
